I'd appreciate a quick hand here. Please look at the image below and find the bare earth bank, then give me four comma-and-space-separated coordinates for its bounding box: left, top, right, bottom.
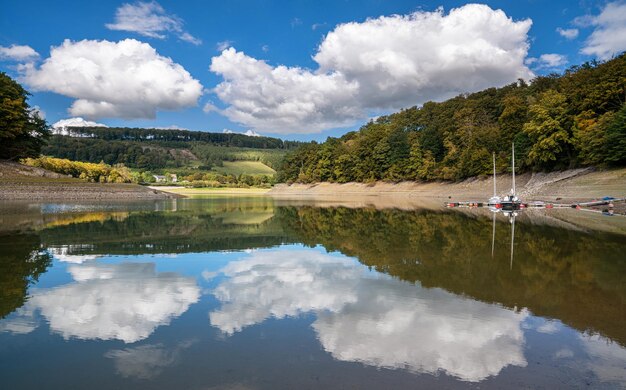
0, 160, 179, 200
269, 168, 626, 203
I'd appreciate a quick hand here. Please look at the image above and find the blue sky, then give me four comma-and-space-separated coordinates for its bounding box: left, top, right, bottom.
1, 0, 624, 141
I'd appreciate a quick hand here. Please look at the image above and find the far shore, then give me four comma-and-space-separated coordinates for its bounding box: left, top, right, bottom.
0, 160, 178, 201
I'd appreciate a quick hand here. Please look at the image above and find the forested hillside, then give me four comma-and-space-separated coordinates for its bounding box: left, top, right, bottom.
44, 127, 300, 171
277, 54, 626, 183
53, 126, 300, 149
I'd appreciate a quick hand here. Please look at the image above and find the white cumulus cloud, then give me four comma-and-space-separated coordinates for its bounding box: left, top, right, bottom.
222, 128, 262, 137
209, 4, 533, 134
211, 48, 361, 133
0, 44, 39, 61
106, 1, 201, 45
526, 53, 568, 70
23, 39, 203, 120
208, 249, 528, 382
557, 27, 579, 39
52, 117, 108, 129
581, 1, 626, 60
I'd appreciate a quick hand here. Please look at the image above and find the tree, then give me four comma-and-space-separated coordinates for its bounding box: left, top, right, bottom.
605, 104, 626, 165
523, 90, 574, 169
0, 72, 50, 159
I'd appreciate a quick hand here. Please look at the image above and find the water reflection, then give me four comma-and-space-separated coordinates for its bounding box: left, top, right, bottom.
208, 249, 528, 382
0, 199, 625, 388
277, 206, 626, 347
105, 340, 195, 379
0, 233, 52, 319
4, 261, 200, 343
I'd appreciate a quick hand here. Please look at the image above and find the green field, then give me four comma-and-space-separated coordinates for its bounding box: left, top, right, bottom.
211, 161, 276, 176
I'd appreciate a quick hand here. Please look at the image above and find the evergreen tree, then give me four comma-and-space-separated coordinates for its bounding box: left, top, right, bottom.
0, 72, 50, 160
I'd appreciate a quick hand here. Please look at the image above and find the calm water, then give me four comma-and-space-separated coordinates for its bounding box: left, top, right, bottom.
1, 197, 625, 389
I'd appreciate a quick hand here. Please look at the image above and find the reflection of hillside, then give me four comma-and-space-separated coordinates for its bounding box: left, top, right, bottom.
276, 207, 626, 347
39, 204, 293, 256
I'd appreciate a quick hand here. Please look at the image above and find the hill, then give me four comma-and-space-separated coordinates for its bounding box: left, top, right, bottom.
277, 53, 626, 183
43, 126, 301, 176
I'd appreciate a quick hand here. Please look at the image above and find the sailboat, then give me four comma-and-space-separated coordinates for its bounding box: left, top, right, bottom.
488, 152, 501, 207
499, 143, 522, 210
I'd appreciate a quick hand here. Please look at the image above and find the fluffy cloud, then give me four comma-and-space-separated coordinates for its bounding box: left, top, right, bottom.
556, 27, 579, 39
3, 261, 200, 343
52, 117, 108, 129
210, 4, 533, 134
210, 48, 361, 133
23, 39, 203, 120
526, 53, 568, 69
208, 249, 528, 382
0, 44, 39, 61
106, 1, 201, 45
581, 1, 626, 60
222, 128, 261, 137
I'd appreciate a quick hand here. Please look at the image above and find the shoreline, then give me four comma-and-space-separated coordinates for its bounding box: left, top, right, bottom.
149, 186, 271, 196
268, 168, 626, 203
0, 160, 179, 200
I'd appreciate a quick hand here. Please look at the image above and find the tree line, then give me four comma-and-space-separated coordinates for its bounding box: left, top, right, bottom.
277, 53, 626, 183
56, 126, 301, 150
22, 156, 275, 188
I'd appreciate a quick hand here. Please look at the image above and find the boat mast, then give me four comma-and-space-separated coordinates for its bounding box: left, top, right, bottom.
510, 214, 515, 270
491, 212, 496, 258
493, 152, 497, 197
511, 142, 516, 196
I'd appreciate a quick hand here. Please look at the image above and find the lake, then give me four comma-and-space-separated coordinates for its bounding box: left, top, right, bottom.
1, 197, 625, 389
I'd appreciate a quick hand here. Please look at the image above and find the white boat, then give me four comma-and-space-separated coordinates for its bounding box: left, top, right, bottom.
499, 143, 522, 210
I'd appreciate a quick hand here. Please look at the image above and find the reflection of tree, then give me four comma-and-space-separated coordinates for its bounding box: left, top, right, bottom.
38, 210, 293, 256
0, 234, 52, 318
276, 206, 626, 346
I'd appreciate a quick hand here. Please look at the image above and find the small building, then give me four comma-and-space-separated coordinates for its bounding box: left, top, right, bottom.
153, 174, 177, 183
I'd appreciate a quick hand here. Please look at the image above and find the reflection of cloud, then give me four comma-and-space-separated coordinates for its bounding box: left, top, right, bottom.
536, 321, 559, 334
5, 262, 199, 343
581, 335, 626, 385
209, 250, 528, 382
209, 251, 361, 334
0, 315, 38, 334
49, 246, 100, 264
554, 348, 574, 359
105, 341, 194, 379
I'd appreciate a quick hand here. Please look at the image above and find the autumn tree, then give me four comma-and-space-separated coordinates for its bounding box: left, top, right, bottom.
523, 90, 575, 169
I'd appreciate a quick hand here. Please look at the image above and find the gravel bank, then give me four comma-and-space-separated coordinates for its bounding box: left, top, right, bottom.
0, 160, 179, 200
